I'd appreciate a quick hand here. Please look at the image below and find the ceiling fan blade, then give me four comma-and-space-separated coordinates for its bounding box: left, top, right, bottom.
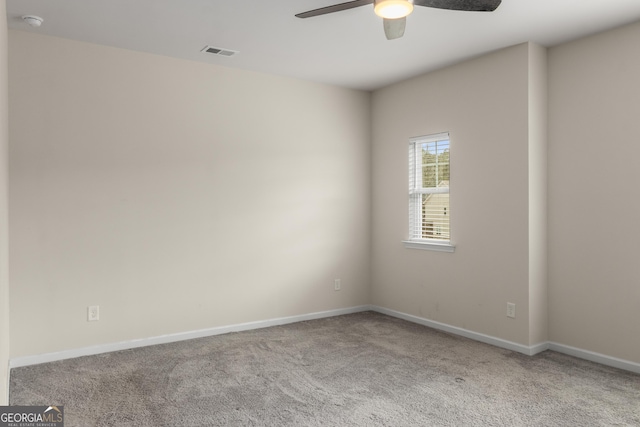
413, 0, 501, 12
383, 17, 406, 40
296, 0, 374, 18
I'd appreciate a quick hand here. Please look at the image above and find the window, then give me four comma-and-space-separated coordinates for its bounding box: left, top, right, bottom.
404, 132, 454, 252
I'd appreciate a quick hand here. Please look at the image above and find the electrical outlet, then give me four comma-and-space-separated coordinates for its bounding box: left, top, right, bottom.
506, 302, 516, 319
88, 305, 100, 322
334, 279, 341, 291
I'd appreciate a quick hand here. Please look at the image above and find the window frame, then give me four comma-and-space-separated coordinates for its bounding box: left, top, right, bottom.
403, 132, 455, 253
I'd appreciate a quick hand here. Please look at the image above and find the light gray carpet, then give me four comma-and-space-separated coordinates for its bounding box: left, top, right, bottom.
10, 312, 640, 426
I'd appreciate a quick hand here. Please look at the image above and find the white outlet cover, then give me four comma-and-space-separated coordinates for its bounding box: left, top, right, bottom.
506, 303, 516, 318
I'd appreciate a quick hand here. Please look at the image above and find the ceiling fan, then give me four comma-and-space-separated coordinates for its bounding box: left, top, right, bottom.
296, 0, 502, 40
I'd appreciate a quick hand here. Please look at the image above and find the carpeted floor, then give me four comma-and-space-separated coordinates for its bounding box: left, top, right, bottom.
10, 312, 640, 426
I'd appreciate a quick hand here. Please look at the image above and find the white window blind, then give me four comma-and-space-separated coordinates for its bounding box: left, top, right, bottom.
408, 132, 450, 243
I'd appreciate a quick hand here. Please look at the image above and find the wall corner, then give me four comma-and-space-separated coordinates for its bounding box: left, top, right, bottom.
527, 42, 549, 346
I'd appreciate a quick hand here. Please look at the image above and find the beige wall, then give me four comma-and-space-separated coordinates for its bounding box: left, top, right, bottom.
6, 16, 640, 370
548, 21, 640, 363
0, 0, 10, 405
371, 43, 536, 345
8, 31, 371, 358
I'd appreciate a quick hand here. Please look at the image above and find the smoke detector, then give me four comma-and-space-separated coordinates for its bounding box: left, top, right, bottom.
22, 15, 44, 27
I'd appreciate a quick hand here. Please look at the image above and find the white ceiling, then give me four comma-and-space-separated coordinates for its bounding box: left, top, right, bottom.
6, 0, 640, 91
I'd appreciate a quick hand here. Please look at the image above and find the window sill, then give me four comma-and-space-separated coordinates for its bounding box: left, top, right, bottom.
402, 240, 456, 253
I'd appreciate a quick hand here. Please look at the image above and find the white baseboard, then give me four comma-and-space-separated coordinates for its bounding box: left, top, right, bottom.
548, 342, 640, 374
370, 306, 640, 375
10, 305, 640, 376
9, 305, 371, 369
370, 306, 547, 356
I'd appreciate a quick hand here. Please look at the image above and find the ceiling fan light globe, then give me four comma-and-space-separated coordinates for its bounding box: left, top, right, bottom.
374, 0, 414, 19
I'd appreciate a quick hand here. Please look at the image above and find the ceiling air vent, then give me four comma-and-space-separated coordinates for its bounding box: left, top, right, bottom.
201, 45, 238, 57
